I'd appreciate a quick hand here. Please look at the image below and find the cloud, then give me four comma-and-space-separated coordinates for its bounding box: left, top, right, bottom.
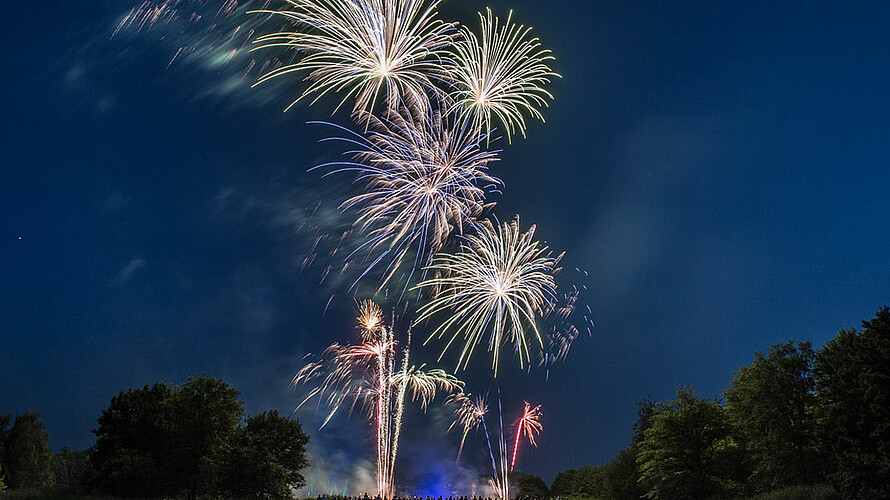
579, 112, 717, 306
113, 257, 146, 286
104, 191, 128, 213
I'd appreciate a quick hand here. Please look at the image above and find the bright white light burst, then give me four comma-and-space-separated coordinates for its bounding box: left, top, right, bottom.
319, 102, 501, 295
448, 8, 559, 140
251, 0, 455, 116
414, 216, 560, 376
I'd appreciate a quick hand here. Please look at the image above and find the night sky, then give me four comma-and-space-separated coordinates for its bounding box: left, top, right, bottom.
2, 0, 889, 489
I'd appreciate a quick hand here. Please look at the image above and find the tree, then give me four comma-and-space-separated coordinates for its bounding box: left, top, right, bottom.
510, 471, 549, 499
90, 375, 307, 499
90, 382, 176, 497
723, 340, 822, 493
549, 469, 577, 498
3, 412, 53, 489
167, 375, 243, 500
631, 399, 662, 446
636, 386, 745, 500
90, 376, 243, 499
575, 465, 609, 498
0, 412, 10, 486
220, 410, 310, 499
814, 306, 890, 499
600, 448, 643, 500
50, 447, 90, 493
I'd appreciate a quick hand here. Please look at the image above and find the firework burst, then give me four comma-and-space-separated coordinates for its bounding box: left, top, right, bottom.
446, 391, 486, 461
247, 0, 581, 490
315, 101, 501, 297
414, 216, 561, 376
448, 8, 559, 140
357, 299, 385, 338
293, 300, 463, 498
251, 0, 455, 117
510, 401, 542, 470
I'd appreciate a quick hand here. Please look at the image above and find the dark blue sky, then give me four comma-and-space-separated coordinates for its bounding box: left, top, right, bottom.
1, 0, 889, 487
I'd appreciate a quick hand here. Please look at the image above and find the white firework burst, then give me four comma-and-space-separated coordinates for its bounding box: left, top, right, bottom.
447, 8, 559, 140
414, 216, 561, 375
251, 0, 456, 117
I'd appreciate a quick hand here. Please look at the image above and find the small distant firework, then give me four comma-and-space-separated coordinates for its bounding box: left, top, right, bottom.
357, 299, 384, 338
251, 0, 456, 116
539, 272, 595, 380
448, 8, 559, 140
294, 300, 463, 499
415, 216, 560, 376
510, 401, 542, 470
446, 391, 486, 461
315, 102, 501, 296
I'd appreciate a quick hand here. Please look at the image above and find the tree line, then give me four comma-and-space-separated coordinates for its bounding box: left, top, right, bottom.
0, 375, 310, 499
544, 306, 890, 500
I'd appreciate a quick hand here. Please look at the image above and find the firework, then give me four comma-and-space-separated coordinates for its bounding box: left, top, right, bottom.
293, 341, 376, 428
314, 101, 501, 297
357, 299, 384, 339
294, 300, 463, 498
446, 391, 486, 461
414, 216, 561, 376
492, 395, 510, 500
447, 390, 511, 500
447, 8, 559, 140
251, 0, 455, 117
510, 401, 542, 470
110, 0, 304, 107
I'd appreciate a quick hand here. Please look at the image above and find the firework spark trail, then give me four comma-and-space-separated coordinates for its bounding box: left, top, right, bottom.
110, 0, 297, 106
293, 342, 374, 428
118, 0, 582, 490
510, 401, 542, 471
294, 300, 463, 498
111, 0, 182, 39
250, 0, 456, 117
448, 8, 559, 141
536, 267, 596, 380
473, 394, 499, 487
414, 216, 560, 376
311, 101, 501, 298
388, 336, 412, 492
374, 317, 393, 497
389, 359, 462, 489
488, 390, 509, 500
